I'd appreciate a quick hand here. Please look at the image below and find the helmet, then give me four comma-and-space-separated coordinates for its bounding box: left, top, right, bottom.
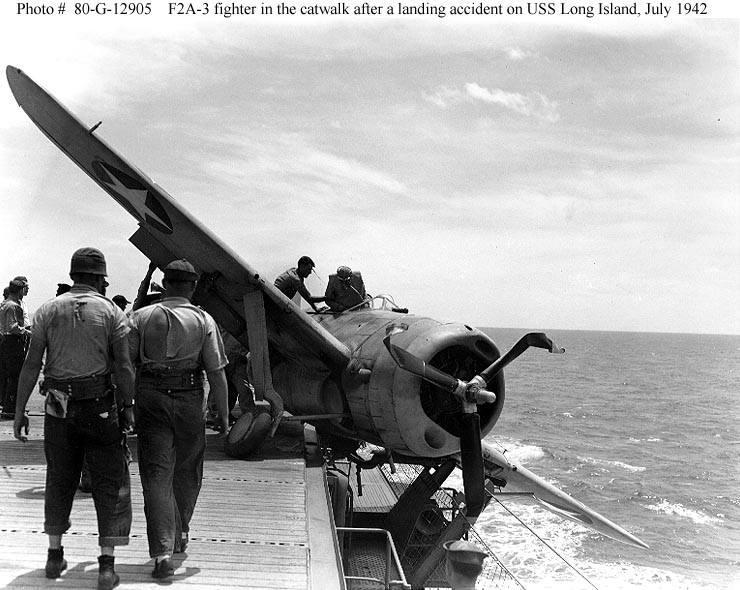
336, 266, 353, 280
70, 247, 107, 276
442, 540, 488, 567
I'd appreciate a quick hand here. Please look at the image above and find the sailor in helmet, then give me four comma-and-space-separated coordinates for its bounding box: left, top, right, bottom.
442, 539, 488, 590
324, 265, 367, 312
13, 247, 135, 590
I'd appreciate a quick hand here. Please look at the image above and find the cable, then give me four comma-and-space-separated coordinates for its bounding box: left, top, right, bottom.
492, 496, 601, 590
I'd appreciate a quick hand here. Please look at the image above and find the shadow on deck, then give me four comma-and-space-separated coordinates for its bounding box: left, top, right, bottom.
0, 412, 314, 590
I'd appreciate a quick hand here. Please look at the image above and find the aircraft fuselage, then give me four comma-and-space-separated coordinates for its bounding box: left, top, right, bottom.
272, 309, 505, 458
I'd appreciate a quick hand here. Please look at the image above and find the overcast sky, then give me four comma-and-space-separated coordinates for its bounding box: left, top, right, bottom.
1, 7, 738, 335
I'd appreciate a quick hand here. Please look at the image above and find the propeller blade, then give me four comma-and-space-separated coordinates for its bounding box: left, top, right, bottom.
382, 335, 462, 394
478, 332, 565, 385
459, 412, 486, 520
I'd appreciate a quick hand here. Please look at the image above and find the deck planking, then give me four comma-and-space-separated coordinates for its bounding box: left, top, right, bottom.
0, 407, 342, 590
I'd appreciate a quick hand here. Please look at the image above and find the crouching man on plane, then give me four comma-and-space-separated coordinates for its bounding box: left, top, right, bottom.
274, 255, 325, 311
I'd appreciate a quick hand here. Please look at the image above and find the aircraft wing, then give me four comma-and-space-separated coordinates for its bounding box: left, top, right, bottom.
455, 441, 649, 549
6, 65, 351, 371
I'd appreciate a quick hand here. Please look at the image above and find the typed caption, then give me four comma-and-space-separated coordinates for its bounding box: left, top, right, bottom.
14, 0, 720, 19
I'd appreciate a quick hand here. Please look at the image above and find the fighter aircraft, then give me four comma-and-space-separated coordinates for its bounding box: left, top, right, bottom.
6, 66, 647, 577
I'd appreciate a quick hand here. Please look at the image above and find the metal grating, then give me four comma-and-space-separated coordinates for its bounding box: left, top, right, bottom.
378, 463, 526, 590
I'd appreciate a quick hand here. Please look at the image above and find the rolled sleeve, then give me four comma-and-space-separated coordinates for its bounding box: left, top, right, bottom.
31, 307, 48, 347
202, 315, 228, 373
110, 307, 130, 343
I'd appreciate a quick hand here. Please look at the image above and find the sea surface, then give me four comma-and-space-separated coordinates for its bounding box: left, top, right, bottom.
467, 328, 740, 590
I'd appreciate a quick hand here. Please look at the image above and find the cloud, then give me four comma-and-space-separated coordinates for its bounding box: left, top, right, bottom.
465, 83, 561, 122
197, 132, 410, 200
423, 83, 560, 122
2, 19, 737, 334
504, 47, 530, 61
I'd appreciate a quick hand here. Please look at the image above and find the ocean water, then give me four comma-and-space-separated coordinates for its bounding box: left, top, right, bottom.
472, 328, 740, 590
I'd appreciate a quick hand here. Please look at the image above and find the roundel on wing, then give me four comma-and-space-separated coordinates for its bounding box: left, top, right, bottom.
92, 160, 174, 235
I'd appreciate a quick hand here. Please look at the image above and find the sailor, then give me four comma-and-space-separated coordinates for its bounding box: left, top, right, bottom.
442, 539, 488, 590
0, 279, 31, 419
12, 275, 31, 333
111, 295, 131, 312
128, 259, 229, 579
324, 265, 367, 312
56, 283, 72, 296
221, 326, 253, 420
131, 261, 162, 312
13, 247, 135, 590
274, 255, 325, 311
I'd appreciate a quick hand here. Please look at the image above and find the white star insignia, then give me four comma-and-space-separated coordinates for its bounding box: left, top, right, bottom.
98, 162, 171, 230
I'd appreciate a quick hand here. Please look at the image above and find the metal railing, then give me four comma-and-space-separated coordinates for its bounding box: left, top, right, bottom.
336, 527, 411, 590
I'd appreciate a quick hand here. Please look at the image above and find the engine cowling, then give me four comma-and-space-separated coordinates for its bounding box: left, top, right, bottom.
315, 310, 504, 458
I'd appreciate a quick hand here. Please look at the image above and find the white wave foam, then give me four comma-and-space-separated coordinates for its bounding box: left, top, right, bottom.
487, 437, 547, 464
509, 444, 547, 464
645, 499, 722, 525
578, 456, 646, 473
507, 562, 725, 590
478, 498, 724, 589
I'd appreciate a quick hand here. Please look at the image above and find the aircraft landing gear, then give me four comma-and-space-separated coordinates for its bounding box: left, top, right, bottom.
223, 407, 272, 458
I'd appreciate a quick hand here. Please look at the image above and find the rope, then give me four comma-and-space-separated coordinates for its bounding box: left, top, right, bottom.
492, 496, 601, 590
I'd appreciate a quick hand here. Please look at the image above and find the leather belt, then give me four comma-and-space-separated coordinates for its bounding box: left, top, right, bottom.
43, 374, 113, 400
139, 369, 203, 390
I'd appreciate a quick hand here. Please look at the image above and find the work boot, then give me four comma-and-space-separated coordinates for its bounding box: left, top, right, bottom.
97, 555, 119, 590
152, 556, 174, 579
45, 547, 67, 578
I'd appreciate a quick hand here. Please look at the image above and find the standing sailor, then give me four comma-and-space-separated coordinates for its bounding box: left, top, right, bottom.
0, 279, 31, 419
13, 275, 31, 333
111, 295, 131, 313
13, 247, 135, 590
128, 259, 229, 578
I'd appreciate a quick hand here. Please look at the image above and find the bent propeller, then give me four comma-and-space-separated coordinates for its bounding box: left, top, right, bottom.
383, 331, 565, 521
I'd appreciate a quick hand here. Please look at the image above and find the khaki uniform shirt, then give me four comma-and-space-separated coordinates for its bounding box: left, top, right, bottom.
31, 285, 129, 379
0, 299, 26, 336
274, 268, 311, 301
128, 297, 227, 373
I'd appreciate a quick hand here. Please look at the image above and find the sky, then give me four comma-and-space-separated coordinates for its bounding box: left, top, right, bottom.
0, 5, 738, 335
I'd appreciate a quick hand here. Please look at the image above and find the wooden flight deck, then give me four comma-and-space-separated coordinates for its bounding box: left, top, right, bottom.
0, 397, 345, 590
